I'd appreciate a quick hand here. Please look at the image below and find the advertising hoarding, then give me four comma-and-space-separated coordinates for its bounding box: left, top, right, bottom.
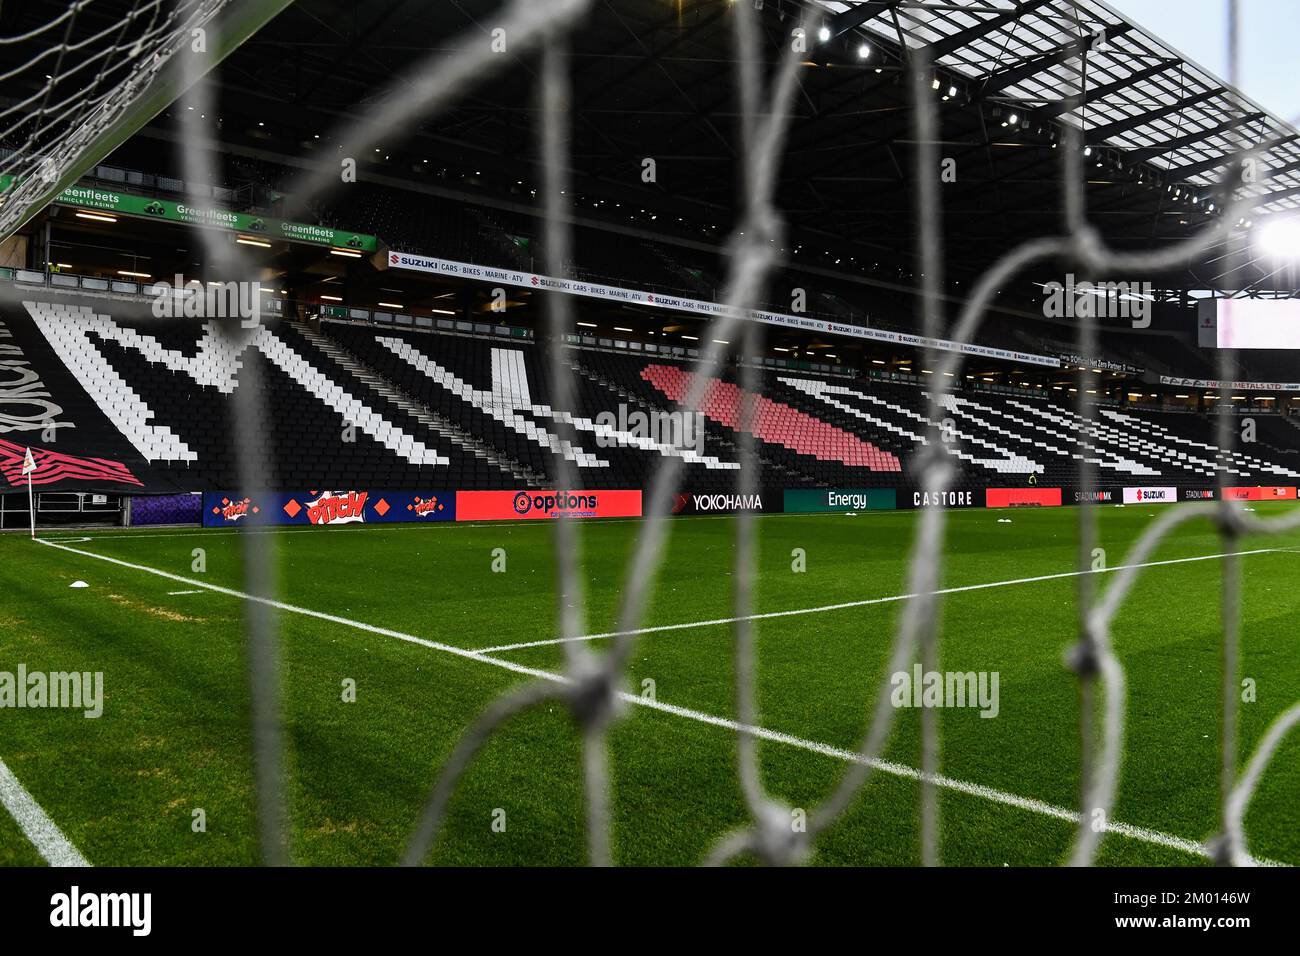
202, 490, 455, 527
985, 488, 1063, 508
457, 489, 642, 521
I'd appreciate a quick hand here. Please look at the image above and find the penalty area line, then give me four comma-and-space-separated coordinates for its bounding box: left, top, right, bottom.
32, 537, 1283, 866
475, 547, 1285, 653
0, 758, 90, 867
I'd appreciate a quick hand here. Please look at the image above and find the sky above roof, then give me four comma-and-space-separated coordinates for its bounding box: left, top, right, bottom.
1109, 0, 1299, 125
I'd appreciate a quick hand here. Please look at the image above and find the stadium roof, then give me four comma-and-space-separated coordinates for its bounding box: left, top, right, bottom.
818, 0, 1300, 213
3, 0, 1297, 296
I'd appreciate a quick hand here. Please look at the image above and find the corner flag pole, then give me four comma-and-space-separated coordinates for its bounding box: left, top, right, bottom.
22, 446, 36, 539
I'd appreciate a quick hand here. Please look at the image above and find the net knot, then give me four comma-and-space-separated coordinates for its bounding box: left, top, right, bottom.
752, 799, 810, 866
564, 657, 622, 728
1212, 502, 1247, 538
1205, 832, 1235, 867
919, 448, 955, 486
1072, 224, 1107, 271
728, 209, 784, 263
1065, 636, 1101, 678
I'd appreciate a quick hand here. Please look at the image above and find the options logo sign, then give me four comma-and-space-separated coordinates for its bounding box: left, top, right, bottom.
458, 489, 642, 521
512, 491, 599, 516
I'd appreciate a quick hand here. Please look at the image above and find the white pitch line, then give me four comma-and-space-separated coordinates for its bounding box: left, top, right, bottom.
34, 538, 566, 683
632, 695, 1282, 865
0, 758, 90, 867
32, 536, 1285, 866
475, 547, 1285, 653
167, 590, 204, 595
36, 508, 843, 542
24, 500, 1300, 542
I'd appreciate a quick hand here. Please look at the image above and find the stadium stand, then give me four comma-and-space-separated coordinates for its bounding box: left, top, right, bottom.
4, 291, 1297, 497
58, 156, 1226, 378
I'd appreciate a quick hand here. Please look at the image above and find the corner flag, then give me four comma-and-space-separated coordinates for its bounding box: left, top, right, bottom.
23, 447, 36, 539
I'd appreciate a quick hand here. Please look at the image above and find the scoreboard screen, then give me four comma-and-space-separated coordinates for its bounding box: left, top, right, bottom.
1199, 298, 1300, 349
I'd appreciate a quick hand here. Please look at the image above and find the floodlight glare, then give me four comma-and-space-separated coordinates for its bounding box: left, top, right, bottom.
818, 25, 830, 41
1256, 217, 1300, 259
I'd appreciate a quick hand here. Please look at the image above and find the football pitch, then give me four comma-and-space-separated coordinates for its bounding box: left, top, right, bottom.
2, 503, 1299, 867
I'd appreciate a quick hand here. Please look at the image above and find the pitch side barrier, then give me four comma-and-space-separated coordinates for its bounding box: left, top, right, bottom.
201, 490, 456, 527
198, 488, 756, 526
791, 485, 1298, 513
189, 484, 1298, 529
199, 488, 639, 527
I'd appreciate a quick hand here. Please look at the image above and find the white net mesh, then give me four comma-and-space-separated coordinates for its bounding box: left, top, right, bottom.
19, 0, 1300, 867
0, 0, 288, 241
390, 0, 1300, 868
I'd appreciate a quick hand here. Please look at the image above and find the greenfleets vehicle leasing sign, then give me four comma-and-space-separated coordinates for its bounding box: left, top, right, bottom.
53, 184, 378, 253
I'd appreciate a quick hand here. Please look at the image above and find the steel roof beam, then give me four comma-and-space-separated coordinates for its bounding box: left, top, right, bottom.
1084, 87, 1222, 143
1036, 58, 1181, 118
1264, 156, 1300, 180
979, 22, 1133, 96
1125, 112, 1265, 164
825, 1, 907, 39
1165, 132, 1299, 180
923, 0, 1055, 62
1251, 181, 1300, 209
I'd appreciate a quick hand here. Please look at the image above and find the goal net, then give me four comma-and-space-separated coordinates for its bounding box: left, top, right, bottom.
0, 0, 292, 242
13, 0, 1300, 868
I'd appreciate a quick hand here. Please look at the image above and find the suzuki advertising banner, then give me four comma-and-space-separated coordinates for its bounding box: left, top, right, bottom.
985, 488, 1063, 508
1122, 486, 1178, 505
202, 490, 455, 527
783, 488, 896, 513
457, 489, 642, 521
387, 251, 1060, 368
670, 491, 782, 515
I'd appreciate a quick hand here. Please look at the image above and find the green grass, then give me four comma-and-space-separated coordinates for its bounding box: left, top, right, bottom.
1, 503, 1299, 866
